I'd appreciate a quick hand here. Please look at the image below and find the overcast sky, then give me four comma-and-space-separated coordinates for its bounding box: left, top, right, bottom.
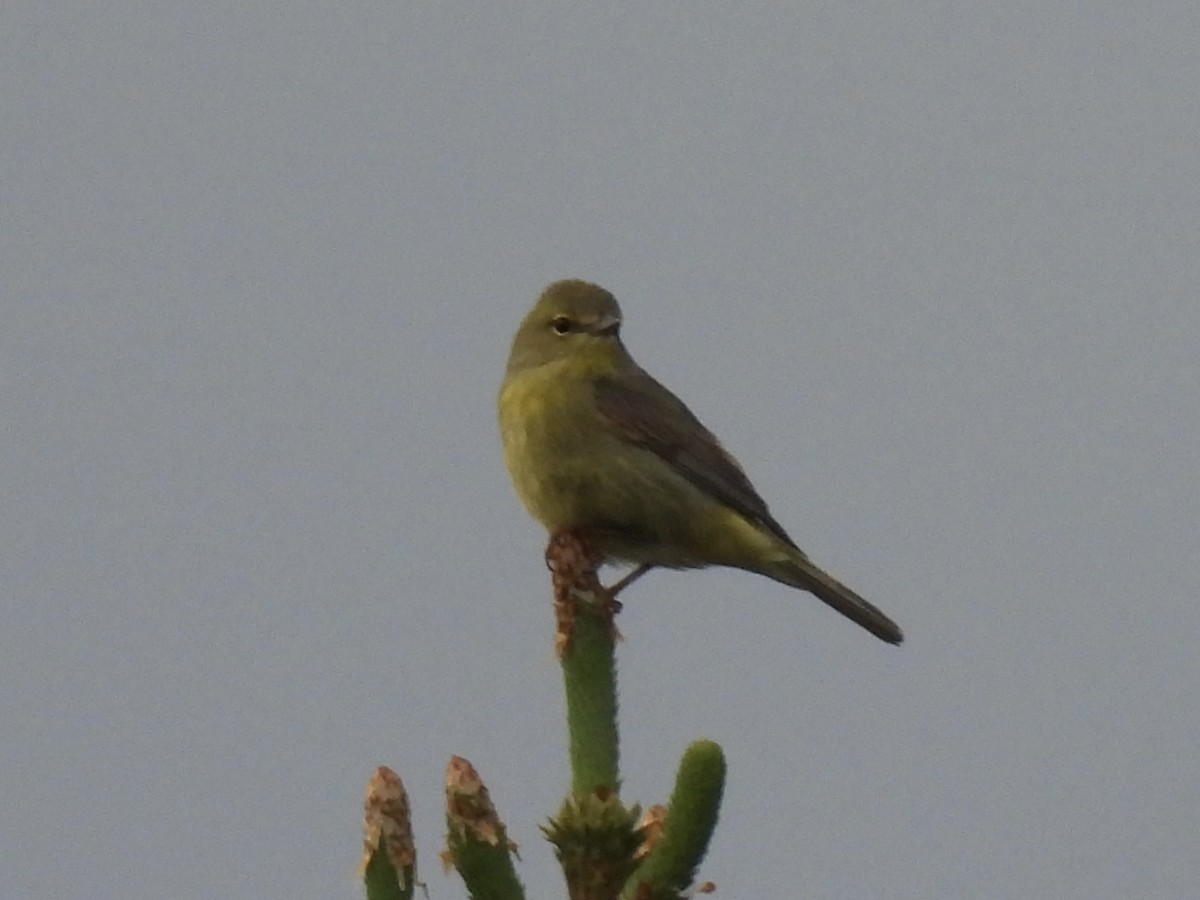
4, 3, 1199, 898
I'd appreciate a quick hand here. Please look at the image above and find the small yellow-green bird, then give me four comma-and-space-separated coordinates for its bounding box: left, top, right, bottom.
498, 279, 903, 645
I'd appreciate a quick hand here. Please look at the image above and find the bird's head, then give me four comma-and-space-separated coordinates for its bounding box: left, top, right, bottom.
506, 279, 629, 375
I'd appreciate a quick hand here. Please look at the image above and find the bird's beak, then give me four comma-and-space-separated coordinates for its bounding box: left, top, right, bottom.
591, 314, 621, 337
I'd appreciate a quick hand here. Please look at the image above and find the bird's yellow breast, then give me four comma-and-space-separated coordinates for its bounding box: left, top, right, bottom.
498, 359, 615, 532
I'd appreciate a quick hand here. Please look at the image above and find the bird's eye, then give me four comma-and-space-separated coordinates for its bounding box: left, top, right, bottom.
550, 316, 573, 335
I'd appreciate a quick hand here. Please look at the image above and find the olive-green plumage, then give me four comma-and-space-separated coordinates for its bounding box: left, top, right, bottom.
498, 279, 903, 645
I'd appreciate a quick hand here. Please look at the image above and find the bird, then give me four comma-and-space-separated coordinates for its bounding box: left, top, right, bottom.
497, 279, 903, 645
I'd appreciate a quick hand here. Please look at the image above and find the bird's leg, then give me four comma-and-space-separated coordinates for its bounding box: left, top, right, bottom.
605, 563, 654, 599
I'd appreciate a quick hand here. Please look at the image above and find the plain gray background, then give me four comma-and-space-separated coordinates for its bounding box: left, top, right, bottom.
4, 3, 1198, 898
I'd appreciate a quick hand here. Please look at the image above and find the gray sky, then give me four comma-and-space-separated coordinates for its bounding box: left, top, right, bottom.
4, 3, 1199, 898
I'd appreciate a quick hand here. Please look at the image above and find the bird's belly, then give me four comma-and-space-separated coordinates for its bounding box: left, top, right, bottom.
500, 383, 740, 567
501, 386, 627, 528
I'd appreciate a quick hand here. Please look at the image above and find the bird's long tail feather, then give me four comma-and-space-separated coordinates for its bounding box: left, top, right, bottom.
768, 553, 903, 645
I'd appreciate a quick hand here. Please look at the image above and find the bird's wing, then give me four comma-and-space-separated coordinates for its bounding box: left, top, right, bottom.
593, 370, 797, 548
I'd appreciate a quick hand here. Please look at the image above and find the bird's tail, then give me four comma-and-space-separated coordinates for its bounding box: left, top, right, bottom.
766, 552, 903, 645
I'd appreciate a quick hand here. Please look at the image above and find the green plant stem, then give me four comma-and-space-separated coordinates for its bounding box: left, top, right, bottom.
623, 740, 726, 899
447, 832, 525, 900
561, 596, 620, 796
362, 836, 415, 900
